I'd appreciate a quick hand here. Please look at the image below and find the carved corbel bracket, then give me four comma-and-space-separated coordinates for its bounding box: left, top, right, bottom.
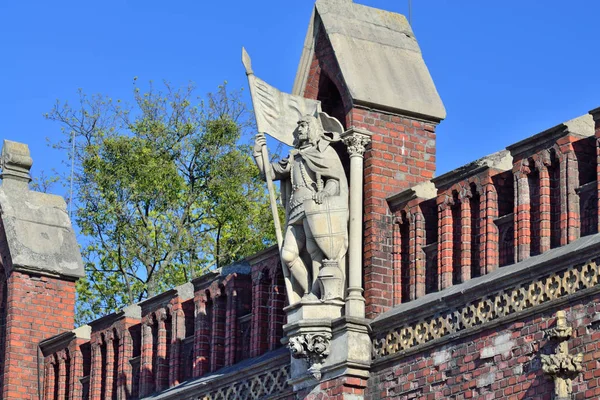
541, 311, 583, 399
288, 331, 332, 380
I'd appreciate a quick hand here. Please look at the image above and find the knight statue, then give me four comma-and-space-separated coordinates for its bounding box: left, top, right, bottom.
253, 113, 349, 301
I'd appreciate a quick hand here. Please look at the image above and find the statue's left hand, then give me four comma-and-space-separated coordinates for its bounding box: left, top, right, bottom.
313, 191, 330, 205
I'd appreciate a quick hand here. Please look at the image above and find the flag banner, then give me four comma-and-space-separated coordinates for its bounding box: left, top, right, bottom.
243, 48, 321, 146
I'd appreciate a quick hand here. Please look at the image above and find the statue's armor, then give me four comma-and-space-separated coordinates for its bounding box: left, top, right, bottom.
288, 151, 318, 224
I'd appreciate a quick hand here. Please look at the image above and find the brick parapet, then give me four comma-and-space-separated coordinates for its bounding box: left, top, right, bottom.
593, 108, 600, 235
248, 246, 284, 358
34, 265, 255, 399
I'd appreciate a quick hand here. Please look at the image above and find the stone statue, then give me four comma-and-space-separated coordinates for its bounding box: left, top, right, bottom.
253, 113, 349, 301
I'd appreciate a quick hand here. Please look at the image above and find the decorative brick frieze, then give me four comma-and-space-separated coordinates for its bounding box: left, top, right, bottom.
372, 234, 600, 362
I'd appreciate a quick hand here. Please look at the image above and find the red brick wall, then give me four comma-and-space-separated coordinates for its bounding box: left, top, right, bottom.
2, 271, 76, 399
367, 292, 600, 400
301, 25, 439, 319
250, 250, 285, 358
295, 376, 368, 400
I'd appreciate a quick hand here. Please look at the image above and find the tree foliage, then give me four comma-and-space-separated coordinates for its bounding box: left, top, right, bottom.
46, 81, 277, 323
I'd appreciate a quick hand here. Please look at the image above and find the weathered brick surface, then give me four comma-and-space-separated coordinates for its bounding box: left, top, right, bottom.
367, 292, 600, 400
296, 376, 369, 400
2, 271, 76, 400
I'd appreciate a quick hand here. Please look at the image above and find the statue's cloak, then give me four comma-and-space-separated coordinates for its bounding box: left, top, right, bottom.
278, 139, 348, 220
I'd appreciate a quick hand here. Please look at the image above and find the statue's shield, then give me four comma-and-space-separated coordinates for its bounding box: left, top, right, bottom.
304, 196, 348, 260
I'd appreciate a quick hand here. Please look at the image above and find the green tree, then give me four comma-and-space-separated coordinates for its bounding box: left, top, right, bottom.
46, 81, 277, 324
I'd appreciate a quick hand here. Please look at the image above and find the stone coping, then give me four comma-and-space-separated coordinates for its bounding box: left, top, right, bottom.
244, 244, 278, 265
39, 325, 90, 356
431, 150, 512, 191
87, 304, 141, 330
371, 232, 600, 366
507, 114, 593, 159
143, 347, 290, 399
138, 282, 194, 314
387, 181, 436, 210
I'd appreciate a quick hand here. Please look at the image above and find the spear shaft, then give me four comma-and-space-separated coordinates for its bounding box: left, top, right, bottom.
242, 48, 294, 299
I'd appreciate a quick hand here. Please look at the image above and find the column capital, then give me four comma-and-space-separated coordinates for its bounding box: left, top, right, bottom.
342, 127, 371, 157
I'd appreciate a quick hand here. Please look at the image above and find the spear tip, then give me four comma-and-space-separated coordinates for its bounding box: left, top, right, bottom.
241, 47, 253, 75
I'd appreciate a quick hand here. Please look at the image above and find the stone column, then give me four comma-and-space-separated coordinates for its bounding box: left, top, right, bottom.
342, 128, 371, 318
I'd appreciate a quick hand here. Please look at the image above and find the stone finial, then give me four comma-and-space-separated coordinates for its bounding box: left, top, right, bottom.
541, 311, 583, 399
1, 140, 33, 189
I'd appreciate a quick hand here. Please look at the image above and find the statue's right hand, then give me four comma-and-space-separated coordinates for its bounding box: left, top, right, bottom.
254, 133, 266, 155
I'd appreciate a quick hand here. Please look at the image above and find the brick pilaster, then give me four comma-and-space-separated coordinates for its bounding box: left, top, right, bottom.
538, 161, 552, 253
117, 326, 133, 400
514, 164, 531, 262
438, 197, 454, 290
224, 287, 238, 366
44, 357, 56, 400
68, 341, 84, 399
169, 306, 185, 387
154, 309, 169, 392
56, 350, 67, 400
482, 182, 499, 272
89, 339, 103, 399
193, 293, 210, 378
392, 219, 402, 306
459, 190, 472, 283
105, 331, 116, 399
139, 318, 154, 397
210, 292, 226, 372
225, 290, 238, 365
412, 210, 426, 299
250, 274, 269, 358
267, 269, 285, 351
562, 151, 580, 244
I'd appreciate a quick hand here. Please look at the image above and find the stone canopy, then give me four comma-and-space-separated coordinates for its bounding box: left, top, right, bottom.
293, 0, 446, 121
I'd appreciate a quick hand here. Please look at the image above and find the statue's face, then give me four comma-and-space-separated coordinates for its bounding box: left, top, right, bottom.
295, 120, 310, 144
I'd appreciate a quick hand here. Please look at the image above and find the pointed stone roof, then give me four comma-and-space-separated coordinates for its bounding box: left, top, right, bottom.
293, 0, 446, 121
0, 140, 84, 279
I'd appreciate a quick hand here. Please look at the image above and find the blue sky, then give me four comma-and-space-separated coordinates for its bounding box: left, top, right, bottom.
2, 0, 600, 191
